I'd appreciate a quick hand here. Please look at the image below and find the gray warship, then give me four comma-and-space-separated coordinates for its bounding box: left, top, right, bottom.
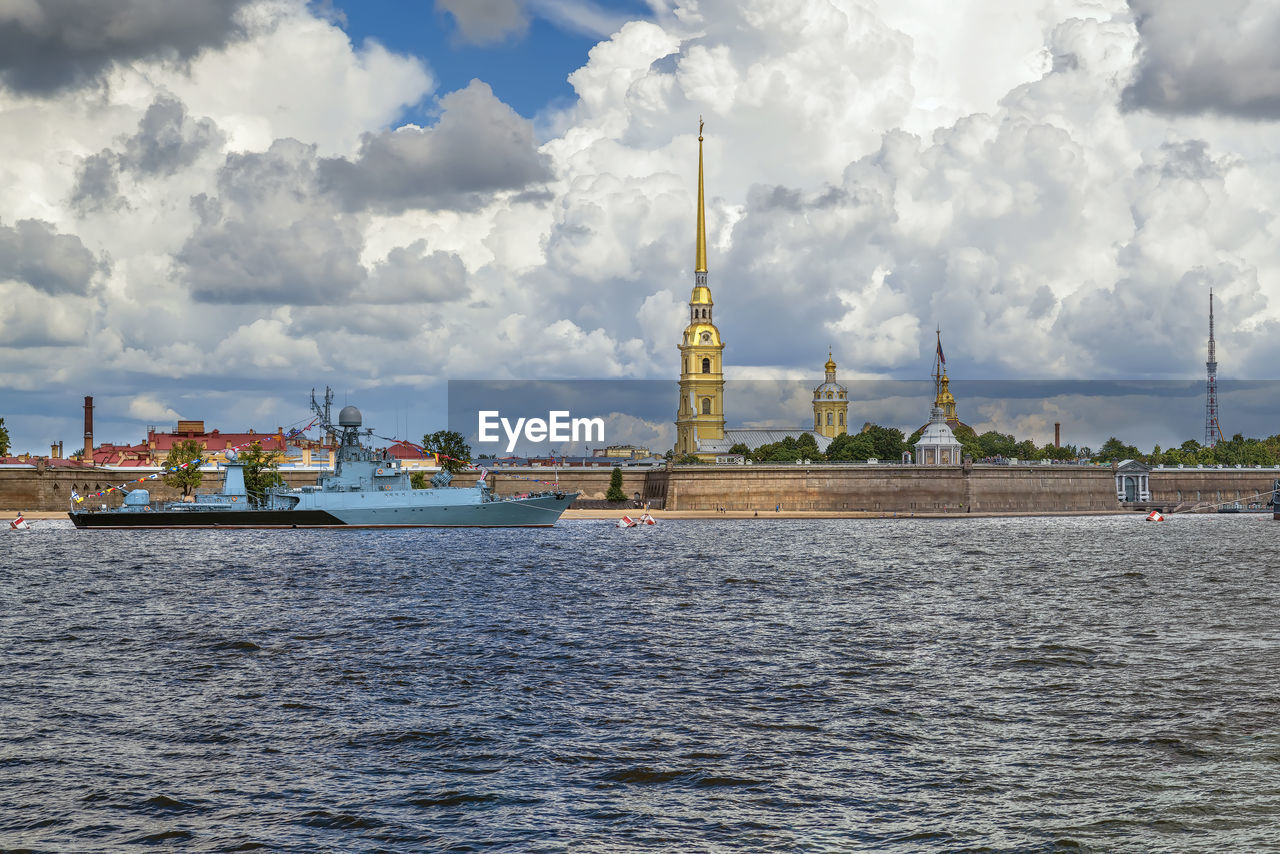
69, 398, 578, 529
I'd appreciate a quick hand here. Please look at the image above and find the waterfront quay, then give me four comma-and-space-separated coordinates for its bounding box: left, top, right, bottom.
5, 461, 1276, 516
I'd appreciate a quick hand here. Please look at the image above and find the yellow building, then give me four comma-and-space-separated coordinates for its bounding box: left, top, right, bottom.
935, 370, 959, 424
597, 445, 653, 460
675, 120, 726, 459
812, 351, 849, 438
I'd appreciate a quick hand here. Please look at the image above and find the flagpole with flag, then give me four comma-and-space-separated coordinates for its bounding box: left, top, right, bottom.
933, 327, 945, 402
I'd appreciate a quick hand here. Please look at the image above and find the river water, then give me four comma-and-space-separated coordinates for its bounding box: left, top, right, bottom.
2, 515, 1279, 852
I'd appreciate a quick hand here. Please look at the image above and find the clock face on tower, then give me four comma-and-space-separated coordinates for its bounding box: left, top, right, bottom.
701, 332, 711, 343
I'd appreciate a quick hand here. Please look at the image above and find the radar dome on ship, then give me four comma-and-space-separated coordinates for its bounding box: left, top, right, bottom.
338, 405, 362, 427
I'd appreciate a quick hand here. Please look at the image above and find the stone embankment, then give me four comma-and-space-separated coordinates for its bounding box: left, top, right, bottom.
3, 461, 1276, 516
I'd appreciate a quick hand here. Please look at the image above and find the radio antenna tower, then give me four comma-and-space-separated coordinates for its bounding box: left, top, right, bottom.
1205, 289, 1223, 447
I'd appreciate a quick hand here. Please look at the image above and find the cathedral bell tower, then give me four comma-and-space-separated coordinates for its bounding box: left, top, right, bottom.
812, 351, 849, 438
675, 119, 725, 458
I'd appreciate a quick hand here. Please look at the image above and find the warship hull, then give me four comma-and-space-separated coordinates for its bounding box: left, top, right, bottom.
69, 491, 577, 529
70, 396, 579, 530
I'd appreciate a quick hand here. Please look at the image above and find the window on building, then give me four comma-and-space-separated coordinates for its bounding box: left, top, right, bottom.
702, 398, 711, 415
839, 413, 844, 426
827, 412, 832, 426
701, 357, 711, 373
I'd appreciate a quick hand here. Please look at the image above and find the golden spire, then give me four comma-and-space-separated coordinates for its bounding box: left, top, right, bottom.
695, 117, 707, 274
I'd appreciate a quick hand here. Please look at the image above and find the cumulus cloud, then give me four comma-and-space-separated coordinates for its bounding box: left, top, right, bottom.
177, 138, 366, 305
10, 0, 1280, 456
0, 0, 253, 95
211, 315, 326, 373
1122, 0, 1280, 119
319, 80, 551, 213
72, 93, 225, 213
0, 219, 101, 295
127, 394, 180, 423
362, 240, 469, 303
122, 94, 225, 176
0, 283, 92, 347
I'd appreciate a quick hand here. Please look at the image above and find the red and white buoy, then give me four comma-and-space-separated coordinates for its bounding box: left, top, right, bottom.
1145, 510, 1164, 522
639, 513, 656, 525
617, 515, 637, 528
9, 512, 28, 530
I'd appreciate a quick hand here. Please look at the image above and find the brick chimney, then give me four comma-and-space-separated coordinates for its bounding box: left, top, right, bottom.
1054, 422, 1061, 448
83, 396, 94, 466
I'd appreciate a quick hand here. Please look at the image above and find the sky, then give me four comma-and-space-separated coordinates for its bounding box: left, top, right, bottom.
2, 0, 1280, 455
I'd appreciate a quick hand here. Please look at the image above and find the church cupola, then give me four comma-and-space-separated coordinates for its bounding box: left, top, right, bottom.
813, 350, 849, 438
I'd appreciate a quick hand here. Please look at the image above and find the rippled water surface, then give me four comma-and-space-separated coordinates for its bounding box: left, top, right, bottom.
3, 515, 1280, 852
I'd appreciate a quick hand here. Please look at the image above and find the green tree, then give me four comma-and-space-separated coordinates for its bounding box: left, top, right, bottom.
749, 433, 823, 462
1210, 433, 1276, 466
674, 453, 702, 464
827, 431, 876, 461
1013, 439, 1041, 461
423, 430, 471, 473
751, 436, 799, 462
1039, 442, 1079, 461
162, 439, 205, 498
1095, 437, 1142, 462
606, 466, 627, 501
728, 442, 750, 456
860, 424, 909, 460
0, 417, 8, 456
239, 441, 284, 503
410, 471, 428, 489
973, 431, 1018, 460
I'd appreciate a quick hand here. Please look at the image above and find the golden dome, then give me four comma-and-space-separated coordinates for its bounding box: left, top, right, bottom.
935, 371, 958, 418
683, 322, 722, 346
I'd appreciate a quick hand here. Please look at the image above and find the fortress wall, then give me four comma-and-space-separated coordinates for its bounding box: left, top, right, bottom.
667, 465, 966, 512
964, 466, 1118, 512
6, 464, 1276, 514
665, 464, 1119, 512
0, 468, 321, 511
489, 469, 653, 501
1147, 468, 1280, 506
